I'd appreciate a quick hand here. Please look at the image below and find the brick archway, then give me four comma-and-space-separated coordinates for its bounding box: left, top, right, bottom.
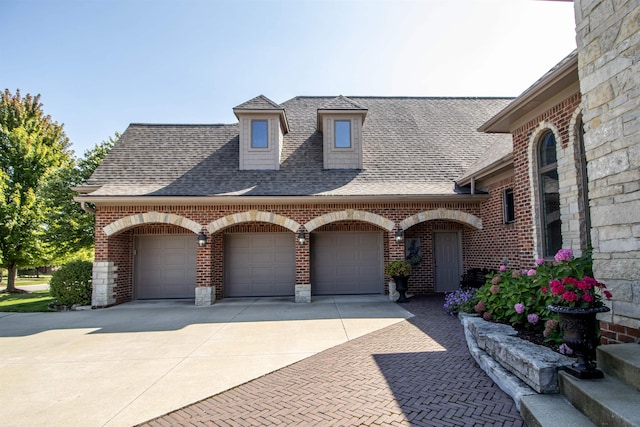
103, 212, 201, 236
207, 210, 301, 233
399, 209, 482, 230
304, 209, 395, 232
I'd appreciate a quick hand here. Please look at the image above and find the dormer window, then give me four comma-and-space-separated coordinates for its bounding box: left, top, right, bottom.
233, 95, 289, 170
251, 120, 268, 149
317, 96, 368, 170
334, 120, 351, 148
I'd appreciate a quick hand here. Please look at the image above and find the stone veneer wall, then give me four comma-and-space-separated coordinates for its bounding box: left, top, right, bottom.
575, 0, 640, 343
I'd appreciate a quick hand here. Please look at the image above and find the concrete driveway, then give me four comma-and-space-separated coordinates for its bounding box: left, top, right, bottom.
0, 295, 412, 427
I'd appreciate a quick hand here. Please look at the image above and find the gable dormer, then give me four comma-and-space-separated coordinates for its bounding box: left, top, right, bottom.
233, 95, 289, 170
317, 96, 368, 169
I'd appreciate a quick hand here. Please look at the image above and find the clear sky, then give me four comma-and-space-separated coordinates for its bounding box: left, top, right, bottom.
1, 0, 577, 157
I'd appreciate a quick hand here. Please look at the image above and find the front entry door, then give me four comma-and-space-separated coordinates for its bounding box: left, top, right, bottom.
434, 232, 461, 292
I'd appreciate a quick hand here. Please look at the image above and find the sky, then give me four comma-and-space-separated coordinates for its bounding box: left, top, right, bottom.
1, 0, 577, 157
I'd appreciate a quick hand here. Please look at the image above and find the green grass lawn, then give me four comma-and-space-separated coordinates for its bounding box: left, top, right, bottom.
0, 275, 53, 312
0, 290, 54, 312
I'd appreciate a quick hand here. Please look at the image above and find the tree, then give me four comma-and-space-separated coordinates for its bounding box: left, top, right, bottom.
0, 89, 70, 292
40, 133, 118, 260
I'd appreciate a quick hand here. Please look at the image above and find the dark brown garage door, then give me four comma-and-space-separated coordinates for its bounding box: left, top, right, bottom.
311, 232, 383, 295
224, 233, 296, 297
135, 235, 197, 299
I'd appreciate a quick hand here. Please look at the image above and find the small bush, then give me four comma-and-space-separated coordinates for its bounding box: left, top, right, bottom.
49, 261, 93, 307
443, 288, 478, 316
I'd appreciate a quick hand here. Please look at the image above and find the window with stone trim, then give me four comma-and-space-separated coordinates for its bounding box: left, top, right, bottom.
538, 131, 562, 257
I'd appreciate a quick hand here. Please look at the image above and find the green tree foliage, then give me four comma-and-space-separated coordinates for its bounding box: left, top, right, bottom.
40, 133, 118, 261
0, 89, 71, 292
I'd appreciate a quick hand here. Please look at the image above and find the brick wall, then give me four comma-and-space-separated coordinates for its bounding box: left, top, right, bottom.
94, 201, 516, 303
510, 93, 583, 264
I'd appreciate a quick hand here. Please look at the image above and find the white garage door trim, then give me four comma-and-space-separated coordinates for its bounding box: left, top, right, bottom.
224, 233, 296, 297
311, 231, 384, 295
135, 235, 197, 299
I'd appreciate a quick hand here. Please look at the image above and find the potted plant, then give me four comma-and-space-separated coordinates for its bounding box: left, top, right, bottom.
385, 260, 412, 303
545, 248, 612, 379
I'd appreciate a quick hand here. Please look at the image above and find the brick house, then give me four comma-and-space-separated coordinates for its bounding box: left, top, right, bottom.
75, 96, 515, 307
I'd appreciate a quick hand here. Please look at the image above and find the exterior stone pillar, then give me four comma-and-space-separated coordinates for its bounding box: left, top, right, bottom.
295, 232, 311, 303
92, 261, 117, 307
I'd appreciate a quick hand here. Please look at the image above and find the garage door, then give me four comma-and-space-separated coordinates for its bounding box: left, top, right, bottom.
311, 232, 383, 295
224, 233, 296, 297
135, 235, 197, 299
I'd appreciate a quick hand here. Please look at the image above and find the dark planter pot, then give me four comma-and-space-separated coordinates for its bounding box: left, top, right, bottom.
393, 276, 410, 303
548, 304, 611, 379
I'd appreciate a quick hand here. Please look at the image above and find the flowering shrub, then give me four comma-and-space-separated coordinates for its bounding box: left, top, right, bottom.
474, 248, 612, 349
443, 288, 478, 316
544, 249, 612, 309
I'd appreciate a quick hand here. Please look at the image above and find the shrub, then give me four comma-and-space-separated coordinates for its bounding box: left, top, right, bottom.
443, 288, 478, 316
49, 260, 93, 306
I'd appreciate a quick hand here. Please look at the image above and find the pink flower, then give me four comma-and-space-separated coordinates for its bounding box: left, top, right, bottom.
527, 313, 539, 324
562, 291, 578, 302
491, 276, 501, 285
514, 303, 525, 314
604, 290, 613, 299
489, 284, 501, 295
535, 259, 545, 266
475, 301, 486, 313
482, 312, 492, 321
499, 265, 507, 272
582, 293, 594, 303
554, 249, 573, 262
541, 286, 548, 295
577, 280, 592, 291
527, 269, 537, 276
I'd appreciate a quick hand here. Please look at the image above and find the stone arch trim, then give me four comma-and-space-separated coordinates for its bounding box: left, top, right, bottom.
304, 210, 395, 232
527, 121, 563, 259
103, 212, 202, 236
207, 210, 301, 233
399, 209, 483, 230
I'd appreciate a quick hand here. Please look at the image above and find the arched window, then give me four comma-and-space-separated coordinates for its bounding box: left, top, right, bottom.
538, 131, 562, 257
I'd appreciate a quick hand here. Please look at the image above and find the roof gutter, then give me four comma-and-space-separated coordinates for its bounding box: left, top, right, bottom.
73, 193, 490, 207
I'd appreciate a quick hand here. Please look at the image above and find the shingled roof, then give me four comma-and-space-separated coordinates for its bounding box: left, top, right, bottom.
80, 97, 513, 199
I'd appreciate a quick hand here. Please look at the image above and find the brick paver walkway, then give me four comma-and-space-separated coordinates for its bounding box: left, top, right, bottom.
140, 296, 524, 426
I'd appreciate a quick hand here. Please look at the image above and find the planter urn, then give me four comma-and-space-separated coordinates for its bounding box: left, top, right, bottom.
548, 304, 611, 379
393, 276, 409, 303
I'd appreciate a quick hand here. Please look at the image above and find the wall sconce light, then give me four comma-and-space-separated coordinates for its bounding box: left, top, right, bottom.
394, 229, 404, 244
297, 231, 306, 245
197, 230, 207, 247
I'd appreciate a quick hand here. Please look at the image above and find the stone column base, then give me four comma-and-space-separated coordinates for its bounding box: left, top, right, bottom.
295, 284, 311, 303
92, 262, 117, 307
195, 286, 215, 306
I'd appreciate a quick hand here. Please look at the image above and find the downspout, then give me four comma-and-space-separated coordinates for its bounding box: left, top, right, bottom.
80, 201, 96, 214
470, 177, 476, 195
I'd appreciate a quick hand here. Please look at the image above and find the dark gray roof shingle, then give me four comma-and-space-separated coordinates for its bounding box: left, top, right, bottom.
84, 96, 513, 198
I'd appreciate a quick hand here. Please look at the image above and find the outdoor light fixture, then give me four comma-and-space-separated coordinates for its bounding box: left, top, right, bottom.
394, 229, 404, 244
297, 231, 306, 245
197, 230, 207, 247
